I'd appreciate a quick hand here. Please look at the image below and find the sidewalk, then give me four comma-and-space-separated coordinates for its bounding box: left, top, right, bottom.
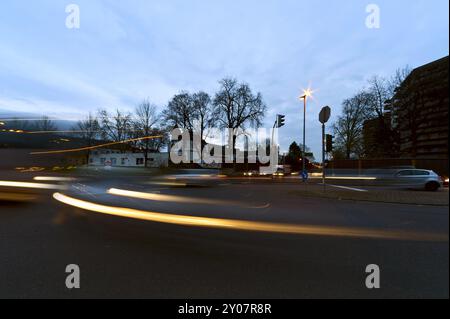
290, 184, 449, 206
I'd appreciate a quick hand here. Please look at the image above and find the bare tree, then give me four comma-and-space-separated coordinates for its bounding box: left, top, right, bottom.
214, 78, 266, 129
333, 66, 412, 159
35, 116, 57, 132
133, 100, 160, 167
98, 109, 132, 146
364, 67, 412, 157
163, 92, 196, 131
76, 113, 100, 144
388, 66, 412, 97
74, 113, 100, 163
333, 92, 371, 159
147, 127, 168, 153
192, 91, 213, 144
367, 75, 390, 118
213, 78, 266, 159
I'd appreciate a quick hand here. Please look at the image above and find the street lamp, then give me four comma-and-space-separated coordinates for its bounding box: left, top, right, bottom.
299, 89, 313, 181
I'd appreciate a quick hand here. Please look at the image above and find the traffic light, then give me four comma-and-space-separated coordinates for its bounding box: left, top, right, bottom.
277, 114, 286, 128
326, 134, 334, 153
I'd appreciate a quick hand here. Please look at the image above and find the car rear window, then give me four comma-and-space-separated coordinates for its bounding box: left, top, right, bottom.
413, 170, 430, 176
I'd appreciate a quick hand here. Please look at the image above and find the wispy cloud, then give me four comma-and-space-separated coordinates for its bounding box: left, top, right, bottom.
0, 0, 448, 155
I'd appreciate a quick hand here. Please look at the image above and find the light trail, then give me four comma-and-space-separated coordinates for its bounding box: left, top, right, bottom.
33, 176, 77, 182
146, 181, 188, 187
324, 176, 377, 181
108, 188, 243, 207
27, 130, 102, 134
309, 174, 376, 181
15, 167, 46, 173
53, 192, 448, 242
0, 192, 37, 201
0, 181, 68, 190
30, 135, 163, 155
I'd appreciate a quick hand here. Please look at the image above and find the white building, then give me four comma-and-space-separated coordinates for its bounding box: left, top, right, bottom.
88, 149, 169, 168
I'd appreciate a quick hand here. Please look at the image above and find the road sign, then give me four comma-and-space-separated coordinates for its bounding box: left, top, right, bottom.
319, 106, 331, 124
319, 106, 332, 192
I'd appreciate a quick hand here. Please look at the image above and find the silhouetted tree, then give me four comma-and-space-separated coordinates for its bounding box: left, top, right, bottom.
163, 92, 196, 132
192, 91, 213, 144
35, 116, 57, 132
333, 92, 371, 159
74, 113, 100, 163
213, 78, 266, 161
98, 109, 132, 146
133, 100, 160, 167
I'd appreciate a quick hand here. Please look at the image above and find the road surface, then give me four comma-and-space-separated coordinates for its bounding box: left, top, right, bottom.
0, 173, 448, 298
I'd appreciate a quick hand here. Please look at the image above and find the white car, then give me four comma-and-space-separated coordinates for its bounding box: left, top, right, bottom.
393, 169, 443, 191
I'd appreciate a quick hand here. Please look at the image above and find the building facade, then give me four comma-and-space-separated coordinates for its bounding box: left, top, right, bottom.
88, 149, 169, 168
391, 56, 449, 159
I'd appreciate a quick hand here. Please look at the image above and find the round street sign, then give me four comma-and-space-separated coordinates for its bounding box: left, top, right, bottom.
319, 106, 331, 124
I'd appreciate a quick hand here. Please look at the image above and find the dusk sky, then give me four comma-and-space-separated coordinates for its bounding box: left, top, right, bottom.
0, 0, 448, 156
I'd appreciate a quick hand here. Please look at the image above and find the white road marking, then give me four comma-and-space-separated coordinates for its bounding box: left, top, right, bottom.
326, 184, 368, 192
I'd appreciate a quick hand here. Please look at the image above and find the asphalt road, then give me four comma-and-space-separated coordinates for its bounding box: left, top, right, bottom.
0, 174, 448, 299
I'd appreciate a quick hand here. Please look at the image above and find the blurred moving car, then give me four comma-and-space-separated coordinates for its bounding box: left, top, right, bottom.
243, 170, 259, 177
272, 167, 285, 177
442, 176, 449, 188
393, 169, 443, 191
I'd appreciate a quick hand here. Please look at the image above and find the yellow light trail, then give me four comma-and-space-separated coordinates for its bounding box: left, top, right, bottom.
53, 192, 448, 242
27, 130, 101, 134
15, 167, 46, 173
0, 192, 37, 201
108, 188, 241, 206
33, 176, 77, 182
146, 181, 188, 187
30, 135, 163, 155
25, 129, 158, 135
0, 181, 68, 190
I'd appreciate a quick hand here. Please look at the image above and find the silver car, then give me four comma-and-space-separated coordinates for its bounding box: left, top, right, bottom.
393, 169, 443, 191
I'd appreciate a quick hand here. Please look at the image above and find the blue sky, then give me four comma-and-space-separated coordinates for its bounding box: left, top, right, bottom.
0, 0, 448, 156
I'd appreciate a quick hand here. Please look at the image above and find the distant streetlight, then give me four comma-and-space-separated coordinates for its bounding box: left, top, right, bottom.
299, 89, 313, 181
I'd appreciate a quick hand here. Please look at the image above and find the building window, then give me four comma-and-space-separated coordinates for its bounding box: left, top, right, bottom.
121, 158, 127, 165
111, 158, 117, 166
100, 158, 106, 165
136, 158, 144, 165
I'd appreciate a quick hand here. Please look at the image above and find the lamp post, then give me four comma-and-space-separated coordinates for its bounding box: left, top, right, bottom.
299, 89, 312, 181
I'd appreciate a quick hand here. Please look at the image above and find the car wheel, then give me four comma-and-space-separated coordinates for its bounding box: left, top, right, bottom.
425, 182, 440, 192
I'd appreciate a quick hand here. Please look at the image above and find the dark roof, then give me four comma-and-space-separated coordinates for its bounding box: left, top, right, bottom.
406, 56, 449, 81
0, 132, 88, 149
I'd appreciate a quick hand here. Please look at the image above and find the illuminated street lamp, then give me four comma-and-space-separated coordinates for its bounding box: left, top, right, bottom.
299, 89, 313, 181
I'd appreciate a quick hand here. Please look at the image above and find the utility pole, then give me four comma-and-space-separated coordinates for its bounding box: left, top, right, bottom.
322, 122, 326, 188
319, 106, 331, 192
299, 92, 311, 182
